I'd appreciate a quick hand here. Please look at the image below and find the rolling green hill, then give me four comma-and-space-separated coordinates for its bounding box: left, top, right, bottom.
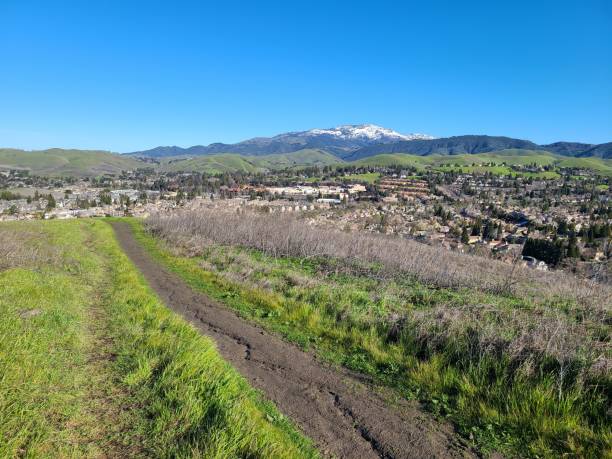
0, 148, 144, 176
161, 154, 264, 174
355, 150, 612, 176
160, 149, 342, 174
556, 156, 612, 175
1, 147, 610, 177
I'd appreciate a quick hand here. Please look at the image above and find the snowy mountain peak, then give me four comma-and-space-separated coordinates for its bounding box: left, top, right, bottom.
304, 124, 434, 142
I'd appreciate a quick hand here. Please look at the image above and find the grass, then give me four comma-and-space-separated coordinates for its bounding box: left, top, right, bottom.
2, 147, 610, 177
0, 219, 317, 458
160, 149, 342, 174
0, 148, 142, 176
133, 217, 611, 458
356, 150, 612, 177
556, 157, 612, 176
341, 172, 380, 183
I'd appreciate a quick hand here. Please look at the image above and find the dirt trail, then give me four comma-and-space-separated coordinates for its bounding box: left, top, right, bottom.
111, 222, 475, 459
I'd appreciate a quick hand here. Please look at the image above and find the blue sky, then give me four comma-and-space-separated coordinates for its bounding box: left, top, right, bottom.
1, 0, 610, 151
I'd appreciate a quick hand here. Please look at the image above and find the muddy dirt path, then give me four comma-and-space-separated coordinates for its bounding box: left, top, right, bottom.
111, 222, 474, 459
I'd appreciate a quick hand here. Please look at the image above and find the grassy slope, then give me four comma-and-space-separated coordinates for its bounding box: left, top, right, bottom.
255, 149, 342, 169
1, 147, 610, 177
557, 156, 612, 175
356, 150, 612, 176
341, 172, 381, 183
0, 220, 316, 458
161, 154, 265, 174
0, 148, 144, 176
130, 219, 611, 458
160, 149, 342, 174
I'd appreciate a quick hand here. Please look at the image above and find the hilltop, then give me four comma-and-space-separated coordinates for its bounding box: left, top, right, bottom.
0, 148, 143, 177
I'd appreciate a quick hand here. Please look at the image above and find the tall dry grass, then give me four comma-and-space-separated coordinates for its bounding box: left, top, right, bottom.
0, 226, 62, 271
146, 209, 611, 312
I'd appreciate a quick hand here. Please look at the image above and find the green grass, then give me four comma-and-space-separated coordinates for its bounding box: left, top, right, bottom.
556, 157, 612, 176
0, 220, 317, 458
2, 147, 610, 177
353, 153, 432, 169
130, 219, 611, 458
160, 149, 342, 174
160, 154, 265, 174
0, 148, 143, 176
341, 172, 380, 183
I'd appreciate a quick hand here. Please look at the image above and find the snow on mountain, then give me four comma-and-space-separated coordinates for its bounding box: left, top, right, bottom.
128, 124, 435, 158
303, 124, 434, 142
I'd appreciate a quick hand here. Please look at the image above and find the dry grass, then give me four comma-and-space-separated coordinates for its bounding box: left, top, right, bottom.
0, 226, 62, 271
146, 209, 611, 311
135, 213, 612, 457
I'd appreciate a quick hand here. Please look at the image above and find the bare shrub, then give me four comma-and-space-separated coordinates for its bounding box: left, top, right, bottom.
145, 209, 612, 311
145, 209, 610, 393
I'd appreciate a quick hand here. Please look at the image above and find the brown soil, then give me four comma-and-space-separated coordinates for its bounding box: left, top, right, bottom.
111, 222, 476, 459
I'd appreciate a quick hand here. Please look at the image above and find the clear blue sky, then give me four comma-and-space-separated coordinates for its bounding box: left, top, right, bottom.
1, 0, 610, 152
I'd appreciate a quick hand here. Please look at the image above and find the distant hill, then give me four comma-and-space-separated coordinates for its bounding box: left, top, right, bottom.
539, 142, 593, 156
575, 142, 612, 159
356, 150, 612, 176
160, 149, 342, 174
0, 148, 144, 176
0, 146, 610, 177
128, 124, 433, 158
345, 135, 540, 160
130, 128, 611, 161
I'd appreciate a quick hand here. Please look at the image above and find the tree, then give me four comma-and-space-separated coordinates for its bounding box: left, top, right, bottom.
522, 238, 563, 266
566, 234, 580, 259
483, 220, 495, 240
46, 194, 56, 210
471, 217, 482, 236
461, 226, 470, 244
99, 193, 112, 206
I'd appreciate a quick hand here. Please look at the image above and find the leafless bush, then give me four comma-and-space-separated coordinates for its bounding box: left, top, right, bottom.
146, 209, 610, 388
146, 209, 612, 311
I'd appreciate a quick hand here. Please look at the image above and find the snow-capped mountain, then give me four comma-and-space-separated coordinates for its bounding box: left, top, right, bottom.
304, 124, 434, 142
128, 124, 435, 158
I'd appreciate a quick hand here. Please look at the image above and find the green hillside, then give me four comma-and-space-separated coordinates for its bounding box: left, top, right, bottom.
0, 148, 143, 176
160, 149, 342, 174
355, 150, 612, 176
256, 149, 342, 169
161, 154, 264, 174
353, 153, 433, 169
1, 147, 610, 177
556, 156, 612, 175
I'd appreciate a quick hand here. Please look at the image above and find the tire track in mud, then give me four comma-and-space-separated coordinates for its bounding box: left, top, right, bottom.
111, 222, 475, 459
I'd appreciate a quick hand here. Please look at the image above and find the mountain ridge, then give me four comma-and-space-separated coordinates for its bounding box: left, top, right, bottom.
127, 124, 434, 158
127, 126, 611, 160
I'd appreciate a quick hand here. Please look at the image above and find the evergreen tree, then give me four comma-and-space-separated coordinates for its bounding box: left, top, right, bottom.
566, 234, 580, 258
471, 217, 482, 236
46, 194, 56, 210
461, 226, 470, 244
